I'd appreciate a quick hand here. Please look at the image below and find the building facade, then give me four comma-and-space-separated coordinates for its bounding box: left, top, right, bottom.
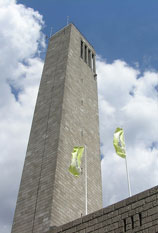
11, 24, 102, 233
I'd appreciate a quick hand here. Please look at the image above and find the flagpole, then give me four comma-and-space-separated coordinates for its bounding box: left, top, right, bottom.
124, 130, 131, 197
125, 156, 131, 197
124, 142, 132, 197
85, 145, 88, 215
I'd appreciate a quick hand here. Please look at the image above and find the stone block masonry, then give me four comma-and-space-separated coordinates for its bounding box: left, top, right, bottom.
11, 23, 102, 233
47, 185, 158, 233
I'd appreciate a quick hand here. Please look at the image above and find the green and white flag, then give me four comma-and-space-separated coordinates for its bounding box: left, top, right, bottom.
69, 147, 84, 177
113, 128, 126, 158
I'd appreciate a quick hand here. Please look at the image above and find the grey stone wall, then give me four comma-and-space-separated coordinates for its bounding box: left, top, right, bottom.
50, 24, 102, 227
11, 25, 71, 233
47, 185, 158, 233
11, 24, 102, 233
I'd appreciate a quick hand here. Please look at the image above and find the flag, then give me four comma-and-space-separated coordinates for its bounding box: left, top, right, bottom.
69, 147, 84, 177
113, 128, 126, 158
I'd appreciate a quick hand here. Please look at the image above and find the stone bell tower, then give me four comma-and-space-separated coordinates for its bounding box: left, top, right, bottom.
11, 24, 102, 233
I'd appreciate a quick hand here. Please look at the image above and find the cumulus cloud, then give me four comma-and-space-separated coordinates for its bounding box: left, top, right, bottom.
97, 57, 158, 207
0, 1, 45, 232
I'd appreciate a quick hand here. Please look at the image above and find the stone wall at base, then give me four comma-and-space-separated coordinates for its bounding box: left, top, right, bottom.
47, 185, 158, 233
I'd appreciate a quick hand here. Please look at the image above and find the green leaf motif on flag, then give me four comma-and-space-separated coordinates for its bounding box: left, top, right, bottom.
113, 128, 126, 159
69, 147, 84, 177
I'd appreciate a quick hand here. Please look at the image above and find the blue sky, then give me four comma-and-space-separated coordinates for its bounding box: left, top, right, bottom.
0, 1, 158, 233
19, 0, 158, 71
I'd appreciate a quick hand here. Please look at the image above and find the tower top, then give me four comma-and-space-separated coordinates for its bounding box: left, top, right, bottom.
50, 23, 96, 54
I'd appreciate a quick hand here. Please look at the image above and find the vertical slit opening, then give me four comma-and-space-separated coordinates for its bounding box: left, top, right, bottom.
131, 216, 134, 229
88, 49, 91, 67
123, 219, 126, 232
84, 45, 87, 63
92, 53, 94, 71
81, 41, 83, 58
92, 53, 96, 73
139, 213, 142, 226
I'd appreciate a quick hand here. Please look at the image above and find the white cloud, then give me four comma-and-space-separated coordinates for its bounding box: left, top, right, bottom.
135, 72, 158, 99
97, 57, 158, 207
97, 57, 139, 109
0, 1, 45, 232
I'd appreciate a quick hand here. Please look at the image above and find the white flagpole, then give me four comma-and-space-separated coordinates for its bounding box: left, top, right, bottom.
124, 134, 131, 197
85, 145, 88, 215
125, 155, 132, 197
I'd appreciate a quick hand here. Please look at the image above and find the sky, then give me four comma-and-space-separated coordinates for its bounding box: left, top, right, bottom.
0, 0, 158, 232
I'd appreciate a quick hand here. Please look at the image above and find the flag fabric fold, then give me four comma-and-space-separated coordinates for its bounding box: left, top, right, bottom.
113, 128, 126, 158
69, 147, 84, 177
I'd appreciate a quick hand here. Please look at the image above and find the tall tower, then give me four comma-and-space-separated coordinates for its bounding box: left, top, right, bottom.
11, 24, 102, 233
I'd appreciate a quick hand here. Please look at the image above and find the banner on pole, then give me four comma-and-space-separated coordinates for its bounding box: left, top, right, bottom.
113, 128, 126, 159
69, 147, 84, 177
